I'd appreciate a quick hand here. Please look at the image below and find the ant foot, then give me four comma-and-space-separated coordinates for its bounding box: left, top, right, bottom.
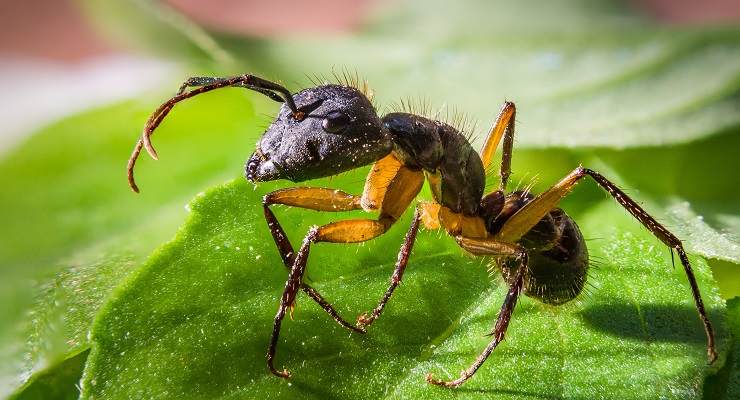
269, 366, 292, 379
356, 312, 372, 331
708, 347, 718, 364
425, 371, 465, 388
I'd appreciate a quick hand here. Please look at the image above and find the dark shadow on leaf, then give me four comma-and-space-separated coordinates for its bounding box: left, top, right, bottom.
453, 387, 580, 400
580, 302, 716, 344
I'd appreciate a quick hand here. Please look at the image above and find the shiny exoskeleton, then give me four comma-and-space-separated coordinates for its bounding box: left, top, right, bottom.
127, 74, 716, 389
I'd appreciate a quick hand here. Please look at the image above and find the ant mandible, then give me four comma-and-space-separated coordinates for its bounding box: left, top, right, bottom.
127, 73, 716, 388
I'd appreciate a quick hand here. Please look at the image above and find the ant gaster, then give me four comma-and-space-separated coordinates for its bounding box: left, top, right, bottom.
127, 73, 717, 388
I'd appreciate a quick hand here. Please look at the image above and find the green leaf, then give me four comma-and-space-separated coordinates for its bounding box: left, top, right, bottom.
8, 92, 740, 400
80, 177, 730, 399
8, 80, 740, 400
8, 112, 738, 398
77, 0, 234, 65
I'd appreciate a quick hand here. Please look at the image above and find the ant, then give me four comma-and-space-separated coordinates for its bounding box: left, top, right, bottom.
127, 73, 717, 388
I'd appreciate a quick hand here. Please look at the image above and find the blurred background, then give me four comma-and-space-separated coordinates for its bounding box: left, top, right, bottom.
2, 0, 740, 152
1, 0, 739, 399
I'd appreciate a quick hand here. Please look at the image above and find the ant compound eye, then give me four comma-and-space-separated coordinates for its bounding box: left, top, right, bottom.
322, 110, 351, 133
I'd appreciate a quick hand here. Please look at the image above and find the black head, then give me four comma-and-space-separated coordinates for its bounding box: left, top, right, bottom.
246, 85, 392, 182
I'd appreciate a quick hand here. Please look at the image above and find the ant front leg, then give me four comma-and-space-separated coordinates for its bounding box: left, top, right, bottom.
355, 156, 435, 330
494, 166, 717, 363
356, 207, 421, 331
268, 214, 407, 378
268, 164, 424, 378
263, 187, 366, 333
427, 237, 528, 387
263, 154, 412, 331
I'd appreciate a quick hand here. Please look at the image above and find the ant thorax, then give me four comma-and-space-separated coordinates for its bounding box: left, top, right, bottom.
382, 112, 485, 215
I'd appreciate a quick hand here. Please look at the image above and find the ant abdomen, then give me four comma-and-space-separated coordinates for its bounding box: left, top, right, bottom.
484, 192, 589, 305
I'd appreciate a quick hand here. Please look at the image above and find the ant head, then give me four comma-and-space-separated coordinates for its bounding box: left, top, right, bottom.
246, 85, 391, 182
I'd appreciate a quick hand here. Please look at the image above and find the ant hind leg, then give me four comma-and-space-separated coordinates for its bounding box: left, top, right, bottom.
492, 166, 717, 363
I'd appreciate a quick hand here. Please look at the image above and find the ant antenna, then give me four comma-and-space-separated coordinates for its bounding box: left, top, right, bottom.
127, 74, 301, 193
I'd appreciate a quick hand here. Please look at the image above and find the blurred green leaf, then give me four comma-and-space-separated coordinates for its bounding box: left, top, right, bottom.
80, 0, 740, 149
77, 0, 234, 65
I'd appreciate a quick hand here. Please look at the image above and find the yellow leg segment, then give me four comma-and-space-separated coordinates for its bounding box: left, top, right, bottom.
479, 101, 516, 190
494, 167, 582, 243
264, 187, 362, 211
361, 153, 403, 211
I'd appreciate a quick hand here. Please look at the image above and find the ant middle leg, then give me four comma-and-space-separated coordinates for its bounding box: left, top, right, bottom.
356, 200, 446, 329
427, 237, 528, 387
357, 198, 498, 330
493, 166, 717, 363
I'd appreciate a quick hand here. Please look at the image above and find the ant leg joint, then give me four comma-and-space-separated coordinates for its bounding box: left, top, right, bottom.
306, 226, 320, 240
